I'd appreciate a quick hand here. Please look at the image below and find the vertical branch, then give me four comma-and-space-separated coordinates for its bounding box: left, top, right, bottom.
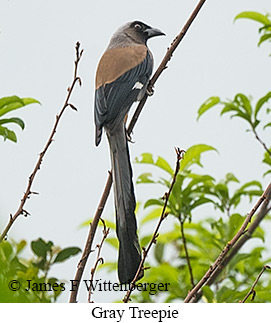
69, 173, 112, 303
240, 265, 271, 303
122, 148, 185, 303
69, 0, 207, 302
0, 42, 83, 243
180, 218, 195, 288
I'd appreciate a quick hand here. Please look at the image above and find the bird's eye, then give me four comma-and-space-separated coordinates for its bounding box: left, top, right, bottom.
134, 24, 142, 30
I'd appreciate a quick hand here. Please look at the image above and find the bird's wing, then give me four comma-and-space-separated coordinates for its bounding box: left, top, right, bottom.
94, 46, 153, 145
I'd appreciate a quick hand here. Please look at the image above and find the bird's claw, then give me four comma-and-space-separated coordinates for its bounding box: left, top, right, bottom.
126, 130, 135, 143
146, 84, 154, 96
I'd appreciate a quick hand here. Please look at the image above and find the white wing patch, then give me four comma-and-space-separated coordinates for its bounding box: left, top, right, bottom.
133, 81, 144, 90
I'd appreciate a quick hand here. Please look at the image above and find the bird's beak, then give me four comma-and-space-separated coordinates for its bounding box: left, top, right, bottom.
144, 27, 165, 38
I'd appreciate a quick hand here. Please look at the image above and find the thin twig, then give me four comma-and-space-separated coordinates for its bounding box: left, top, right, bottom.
0, 42, 83, 243
180, 218, 195, 288
252, 128, 271, 157
88, 219, 110, 303
240, 265, 271, 303
122, 148, 185, 303
69, 0, 207, 303
183, 182, 271, 303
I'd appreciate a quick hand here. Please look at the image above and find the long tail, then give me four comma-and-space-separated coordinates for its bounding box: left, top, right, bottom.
106, 123, 142, 284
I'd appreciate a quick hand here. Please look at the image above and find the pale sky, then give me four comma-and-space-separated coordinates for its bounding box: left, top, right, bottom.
1, 0, 271, 302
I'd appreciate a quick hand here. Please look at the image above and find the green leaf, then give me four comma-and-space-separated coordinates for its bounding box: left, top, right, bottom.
0, 96, 23, 109
225, 173, 239, 184
216, 286, 243, 303
156, 229, 181, 244
228, 253, 252, 271
253, 290, 271, 302
144, 199, 164, 209
263, 149, 271, 177
0, 96, 40, 117
215, 183, 229, 200
78, 219, 92, 228
183, 174, 215, 198
234, 11, 271, 25
135, 153, 173, 175
229, 213, 244, 237
154, 243, 164, 263
0, 125, 17, 142
179, 144, 217, 171
136, 173, 155, 184
197, 96, 220, 120
16, 240, 27, 254
262, 149, 271, 167
134, 153, 154, 165
53, 247, 81, 263
31, 238, 53, 258
220, 95, 253, 125
140, 206, 167, 225
258, 33, 271, 46
253, 226, 265, 242
105, 237, 118, 249
202, 285, 214, 303
259, 24, 271, 32
155, 156, 174, 175
0, 241, 13, 260
238, 180, 262, 191
263, 169, 271, 177
190, 197, 214, 210
263, 122, 271, 129
22, 97, 40, 106
0, 117, 25, 129
235, 93, 252, 116
254, 92, 271, 119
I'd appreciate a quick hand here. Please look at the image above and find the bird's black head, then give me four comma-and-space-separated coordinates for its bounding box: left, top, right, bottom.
108, 21, 165, 49
128, 21, 165, 44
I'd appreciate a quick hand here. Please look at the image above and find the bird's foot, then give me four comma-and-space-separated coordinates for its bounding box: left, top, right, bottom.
146, 84, 154, 96
126, 129, 135, 143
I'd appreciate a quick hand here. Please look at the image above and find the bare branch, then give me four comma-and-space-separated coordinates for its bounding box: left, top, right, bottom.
252, 127, 271, 157
122, 148, 185, 303
180, 218, 195, 288
88, 219, 110, 303
183, 182, 271, 303
240, 265, 271, 303
69, 0, 207, 303
69, 173, 112, 303
0, 42, 83, 243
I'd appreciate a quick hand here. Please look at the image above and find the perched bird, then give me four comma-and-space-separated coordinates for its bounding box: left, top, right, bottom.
94, 21, 165, 283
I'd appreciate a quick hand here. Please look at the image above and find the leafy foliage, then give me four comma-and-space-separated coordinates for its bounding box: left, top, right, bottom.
99, 145, 270, 303
0, 238, 80, 302
197, 92, 271, 132
0, 96, 40, 142
235, 11, 271, 47
197, 92, 271, 176
133, 149, 269, 302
